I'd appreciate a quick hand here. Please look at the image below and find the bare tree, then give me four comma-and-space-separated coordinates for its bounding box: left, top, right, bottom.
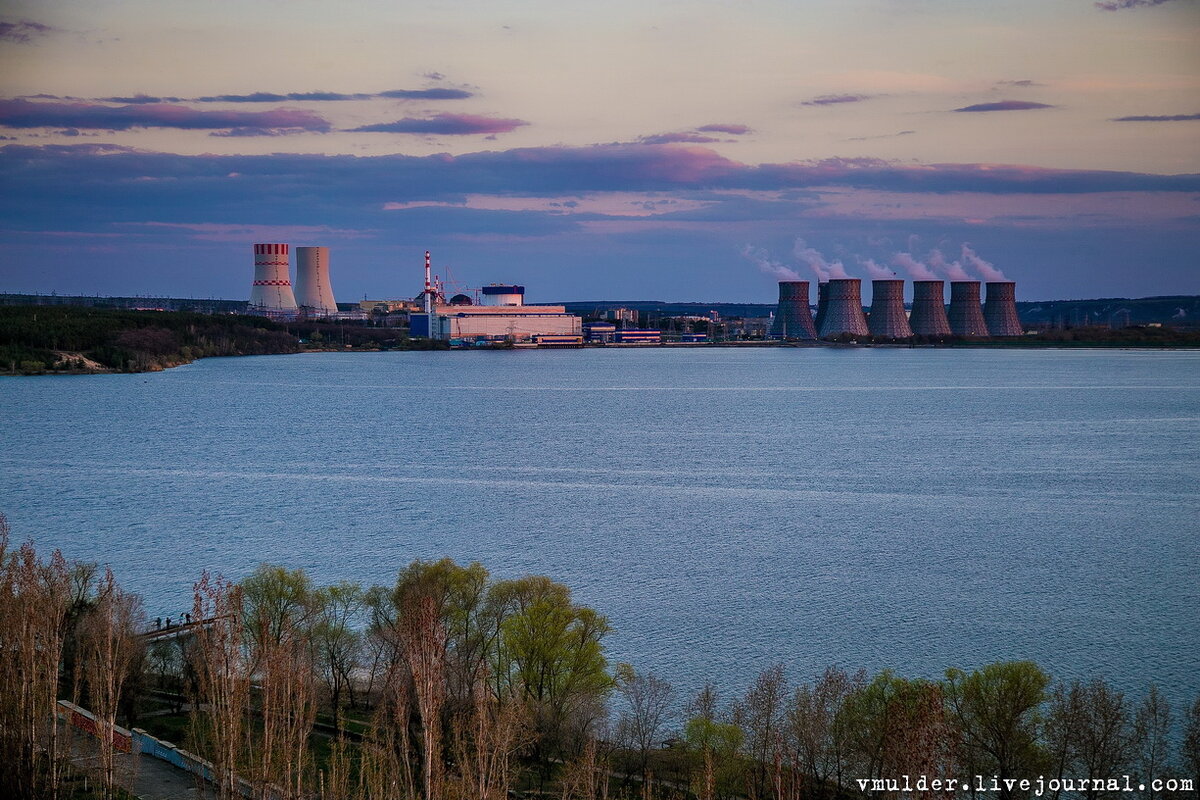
1179, 696, 1200, 800
81, 568, 144, 799
615, 663, 674, 782
403, 593, 448, 800
789, 666, 863, 799
0, 523, 74, 799
1074, 679, 1137, 800
737, 664, 787, 800
190, 572, 252, 800
1135, 686, 1172, 800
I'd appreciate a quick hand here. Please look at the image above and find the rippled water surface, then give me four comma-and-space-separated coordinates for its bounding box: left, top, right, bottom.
3, 347, 1198, 699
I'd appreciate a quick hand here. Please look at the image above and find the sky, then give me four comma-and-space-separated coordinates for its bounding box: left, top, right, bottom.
0, 0, 1198, 303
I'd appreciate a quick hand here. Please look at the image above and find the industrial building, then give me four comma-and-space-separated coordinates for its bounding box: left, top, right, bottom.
818, 279, 870, 338
770, 281, 817, 340
948, 281, 990, 337
909, 280, 952, 337
294, 246, 338, 316
409, 266, 582, 343
866, 279, 912, 339
983, 281, 1023, 336
249, 243, 298, 313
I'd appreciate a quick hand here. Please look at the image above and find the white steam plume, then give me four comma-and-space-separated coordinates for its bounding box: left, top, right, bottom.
741, 244, 801, 280
858, 257, 896, 280
892, 252, 938, 281
793, 237, 849, 280
928, 248, 971, 281
961, 244, 1008, 282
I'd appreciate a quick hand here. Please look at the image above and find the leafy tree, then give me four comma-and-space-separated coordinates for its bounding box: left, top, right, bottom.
944, 661, 1051, 800
240, 563, 315, 655
487, 575, 613, 768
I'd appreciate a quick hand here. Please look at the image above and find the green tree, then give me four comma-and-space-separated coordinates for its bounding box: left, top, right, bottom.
944, 661, 1051, 800
240, 564, 315, 656
487, 575, 613, 768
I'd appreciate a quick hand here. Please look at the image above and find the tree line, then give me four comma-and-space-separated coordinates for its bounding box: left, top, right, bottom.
1, 517, 1198, 800
0, 306, 299, 374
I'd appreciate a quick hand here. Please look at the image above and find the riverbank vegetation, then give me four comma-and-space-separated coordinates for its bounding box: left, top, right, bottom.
0, 306, 299, 374
2, 517, 1198, 799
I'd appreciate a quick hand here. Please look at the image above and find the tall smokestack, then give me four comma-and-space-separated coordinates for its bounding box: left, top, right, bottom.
813, 281, 829, 335
948, 281, 989, 337
908, 280, 952, 337
818, 278, 870, 338
294, 246, 337, 316
983, 281, 1022, 336
770, 281, 817, 340
867, 279, 912, 339
250, 243, 298, 311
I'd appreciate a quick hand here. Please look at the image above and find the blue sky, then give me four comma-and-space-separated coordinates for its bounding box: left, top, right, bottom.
1, 0, 1197, 302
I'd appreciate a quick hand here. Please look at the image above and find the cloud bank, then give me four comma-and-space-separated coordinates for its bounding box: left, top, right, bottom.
954, 101, 1055, 112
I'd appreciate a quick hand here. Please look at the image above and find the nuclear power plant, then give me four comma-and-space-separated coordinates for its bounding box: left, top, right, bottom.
818, 279, 870, 338
908, 280, 953, 337
983, 281, 1023, 337
767, 276, 1021, 341
867, 279, 912, 339
770, 281, 817, 340
948, 281, 990, 337
249, 244, 298, 312
294, 246, 338, 316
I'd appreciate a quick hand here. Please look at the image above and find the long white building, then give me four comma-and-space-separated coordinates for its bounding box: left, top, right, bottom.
411, 284, 580, 341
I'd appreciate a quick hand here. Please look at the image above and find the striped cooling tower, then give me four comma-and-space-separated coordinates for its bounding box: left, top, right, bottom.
948, 281, 989, 337
908, 280, 952, 337
983, 281, 1023, 336
817, 278, 870, 338
813, 282, 829, 335
770, 281, 817, 340
295, 246, 338, 316
250, 243, 298, 311
867, 279, 913, 338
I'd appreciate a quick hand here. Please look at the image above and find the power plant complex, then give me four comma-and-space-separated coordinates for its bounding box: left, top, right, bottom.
770, 278, 1023, 340
245, 242, 1021, 344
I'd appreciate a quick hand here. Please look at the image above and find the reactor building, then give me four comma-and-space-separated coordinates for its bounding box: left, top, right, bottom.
770, 281, 817, 340
409, 253, 580, 342
294, 246, 338, 316
249, 244, 298, 312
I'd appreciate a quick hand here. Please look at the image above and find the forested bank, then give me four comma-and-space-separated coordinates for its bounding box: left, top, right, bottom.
0, 306, 299, 374
1, 516, 1198, 800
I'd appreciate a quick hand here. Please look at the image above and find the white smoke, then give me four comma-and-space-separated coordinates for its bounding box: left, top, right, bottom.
741, 244, 801, 280
960, 244, 1008, 282
928, 248, 971, 281
858, 257, 896, 280
892, 252, 938, 281
793, 237, 849, 280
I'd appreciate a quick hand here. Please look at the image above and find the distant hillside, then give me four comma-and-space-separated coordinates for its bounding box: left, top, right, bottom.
0, 306, 299, 374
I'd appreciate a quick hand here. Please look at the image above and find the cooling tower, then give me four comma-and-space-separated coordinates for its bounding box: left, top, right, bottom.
250, 243, 298, 311
817, 278, 870, 338
813, 282, 829, 335
908, 280, 952, 337
983, 281, 1023, 337
948, 281, 989, 337
867, 279, 913, 339
770, 281, 817, 340
294, 246, 337, 316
